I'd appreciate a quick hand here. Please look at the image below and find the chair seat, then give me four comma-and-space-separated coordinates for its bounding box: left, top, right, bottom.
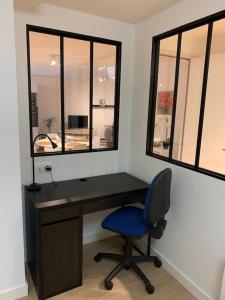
102, 206, 149, 238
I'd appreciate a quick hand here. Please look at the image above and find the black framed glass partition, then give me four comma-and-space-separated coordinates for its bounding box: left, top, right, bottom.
27, 25, 121, 156
146, 9, 225, 181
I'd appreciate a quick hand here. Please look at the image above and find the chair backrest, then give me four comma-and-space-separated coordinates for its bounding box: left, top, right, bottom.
144, 168, 172, 226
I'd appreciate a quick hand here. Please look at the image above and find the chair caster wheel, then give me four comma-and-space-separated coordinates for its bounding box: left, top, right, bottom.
154, 258, 162, 268
105, 280, 113, 290
146, 285, 155, 294
94, 254, 102, 262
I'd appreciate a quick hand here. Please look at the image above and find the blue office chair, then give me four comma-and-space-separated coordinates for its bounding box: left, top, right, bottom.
94, 168, 172, 294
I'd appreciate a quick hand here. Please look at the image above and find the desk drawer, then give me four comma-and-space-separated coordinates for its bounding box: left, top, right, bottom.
40, 206, 80, 225
83, 190, 147, 214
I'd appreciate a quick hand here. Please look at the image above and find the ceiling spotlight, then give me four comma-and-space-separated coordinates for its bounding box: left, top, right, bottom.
51, 59, 57, 66
49, 54, 59, 66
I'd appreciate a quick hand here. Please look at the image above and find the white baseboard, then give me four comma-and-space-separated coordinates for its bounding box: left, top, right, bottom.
220, 268, 225, 300
0, 283, 28, 300
151, 245, 212, 300
136, 239, 212, 300
83, 230, 117, 245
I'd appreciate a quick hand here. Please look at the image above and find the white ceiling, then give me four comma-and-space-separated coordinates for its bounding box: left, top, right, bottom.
14, 0, 182, 24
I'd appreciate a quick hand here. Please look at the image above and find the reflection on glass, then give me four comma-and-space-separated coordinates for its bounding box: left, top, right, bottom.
64, 38, 90, 152
29, 32, 61, 153
93, 43, 116, 149
153, 35, 178, 157
172, 25, 208, 164
200, 20, 225, 174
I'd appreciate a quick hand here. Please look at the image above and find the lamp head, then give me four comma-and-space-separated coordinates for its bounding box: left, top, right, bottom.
51, 141, 58, 149
33, 133, 58, 150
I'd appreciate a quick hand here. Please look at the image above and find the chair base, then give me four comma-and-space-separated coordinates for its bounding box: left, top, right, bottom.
94, 237, 162, 294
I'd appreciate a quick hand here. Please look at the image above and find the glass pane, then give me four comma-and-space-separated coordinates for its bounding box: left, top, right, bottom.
153, 35, 178, 157
200, 20, 225, 174
64, 38, 90, 152
172, 25, 208, 164
93, 43, 116, 149
29, 32, 61, 154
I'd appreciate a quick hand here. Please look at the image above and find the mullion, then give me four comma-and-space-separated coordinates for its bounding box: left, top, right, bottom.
89, 42, 94, 151
147, 39, 160, 154
194, 22, 213, 167
26, 30, 34, 157
60, 36, 65, 153
113, 44, 122, 149
169, 33, 182, 159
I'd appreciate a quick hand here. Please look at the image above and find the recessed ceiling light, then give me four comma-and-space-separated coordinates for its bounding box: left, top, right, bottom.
49, 54, 60, 66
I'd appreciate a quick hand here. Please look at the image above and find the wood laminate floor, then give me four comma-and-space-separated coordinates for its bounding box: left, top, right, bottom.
21, 236, 196, 300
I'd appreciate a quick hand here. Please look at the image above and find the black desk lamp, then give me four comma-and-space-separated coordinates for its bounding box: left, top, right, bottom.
27, 134, 58, 192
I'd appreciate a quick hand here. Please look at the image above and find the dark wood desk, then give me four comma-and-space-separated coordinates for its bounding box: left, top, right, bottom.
25, 172, 148, 299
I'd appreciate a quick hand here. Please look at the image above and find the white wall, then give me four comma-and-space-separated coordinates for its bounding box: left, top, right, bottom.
0, 1, 27, 299
130, 1, 225, 299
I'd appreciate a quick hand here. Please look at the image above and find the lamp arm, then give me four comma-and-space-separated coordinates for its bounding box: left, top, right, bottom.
32, 133, 55, 148
28, 134, 57, 192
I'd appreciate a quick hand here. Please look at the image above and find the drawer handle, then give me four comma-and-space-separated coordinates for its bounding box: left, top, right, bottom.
41, 216, 79, 227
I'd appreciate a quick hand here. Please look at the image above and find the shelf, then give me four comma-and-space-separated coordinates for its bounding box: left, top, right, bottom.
93, 105, 114, 109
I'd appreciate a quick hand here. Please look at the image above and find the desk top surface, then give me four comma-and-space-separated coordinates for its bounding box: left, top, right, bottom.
26, 172, 149, 210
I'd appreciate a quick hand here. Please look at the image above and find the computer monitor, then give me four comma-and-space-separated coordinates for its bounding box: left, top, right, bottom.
68, 115, 88, 129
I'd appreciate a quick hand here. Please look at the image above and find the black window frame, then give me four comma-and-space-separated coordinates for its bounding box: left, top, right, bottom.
146, 9, 225, 181
26, 25, 122, 157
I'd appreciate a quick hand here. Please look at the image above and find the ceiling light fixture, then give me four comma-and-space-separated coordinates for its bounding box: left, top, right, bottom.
49, 54, 60, 66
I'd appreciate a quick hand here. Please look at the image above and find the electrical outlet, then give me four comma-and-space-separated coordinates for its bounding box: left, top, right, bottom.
36, 161, 52, 174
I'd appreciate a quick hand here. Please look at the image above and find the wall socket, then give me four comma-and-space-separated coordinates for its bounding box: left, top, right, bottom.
36, 161, 52, 174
